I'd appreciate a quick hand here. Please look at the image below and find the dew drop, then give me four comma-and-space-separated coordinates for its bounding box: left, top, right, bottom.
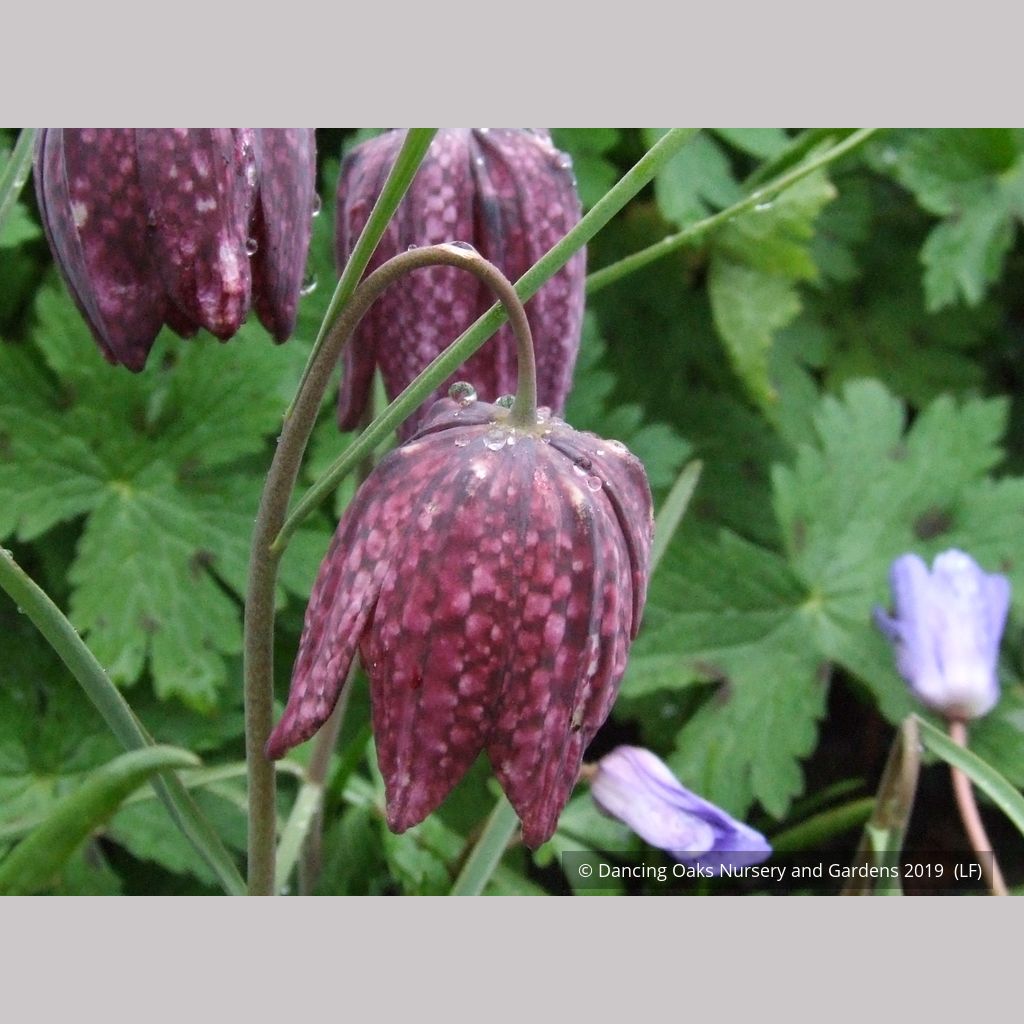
310, 192, 322, 217
556, 154, 574, 171
245, 237, 258, 256
536, 405, 551, 422
147, 210, 158, 228
300, 272, 317, 296
453, 436, 470, 448
572, 464, 587, 477
448, 381, 477, 406
754, 201, 774, 212
585, 474, 603, 492
495, 394, 515, 409
449, 240, 477, 252
606, 440, 628, 455
483, 428, 507, 451
406, 243, 419, 251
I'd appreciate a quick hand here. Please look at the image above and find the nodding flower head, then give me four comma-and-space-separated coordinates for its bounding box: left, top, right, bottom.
335, 129, 584, 438
35, 128, 317, 370
267, 390, 652, 848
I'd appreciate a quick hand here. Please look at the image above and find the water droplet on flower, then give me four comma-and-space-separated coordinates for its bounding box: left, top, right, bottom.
406, 243, 419, 251
495, 394, 515, 409
453, 436, 470, 447
449, 240, 476, 252
245, 237, 258, 256
147, 210, 158, 228
585, 475, 603, 491
483, 429, 507, 451
448, 381, 477, 406
536, 406, 551, 422
300, 272, 317, 296
310, 192, 322, 217
754, 201, 774, 212
556, 154, 574, 171
606, 440, 628, 455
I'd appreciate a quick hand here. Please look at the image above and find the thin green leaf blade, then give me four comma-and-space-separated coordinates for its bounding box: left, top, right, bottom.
0, 745, 198, 895
916, 715, 1024, 838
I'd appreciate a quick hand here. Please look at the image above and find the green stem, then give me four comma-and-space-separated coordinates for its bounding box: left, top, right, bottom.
0, 127, 37, 241
244, 244, 538, 895
274, 126, 701, 548
0, 545, 245, 896
275, 779, 324, 895
297, 673, 353, 895
650, 459, 702, 577
842, 716, 920, 896
450, 795, 520, 896
586, 127, 880, 295
286, 129, 437, 419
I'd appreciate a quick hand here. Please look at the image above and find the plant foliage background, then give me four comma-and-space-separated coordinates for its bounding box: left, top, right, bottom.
2, 128, 1023, 894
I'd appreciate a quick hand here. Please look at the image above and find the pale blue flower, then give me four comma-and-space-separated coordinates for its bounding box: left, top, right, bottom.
874, 549, 1010, 720
590, 746, 771, 870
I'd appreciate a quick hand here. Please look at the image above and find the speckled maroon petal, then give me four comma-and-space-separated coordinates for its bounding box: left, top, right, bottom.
265, 449, 421, 759
340, 131, 481, 439
547, 429, 654, 636
468, 130, 585, 413
39, 128, 168, 370
136, 128, 256, 340
334, 129, 585, 438
251, 128, 316, 341
336, 131, 405, 429
485, 445, 630, 848
364, 427, 521, 831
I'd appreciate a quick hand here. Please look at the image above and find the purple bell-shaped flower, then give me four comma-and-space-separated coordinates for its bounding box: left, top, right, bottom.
35, 128, 316, 370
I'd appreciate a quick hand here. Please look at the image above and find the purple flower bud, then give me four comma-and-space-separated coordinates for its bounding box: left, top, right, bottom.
335, 129, 585, 438
34, 128, 316, 370
874, 550, 1010, 720
267, 395, 652, 848
591, 746, 772, 870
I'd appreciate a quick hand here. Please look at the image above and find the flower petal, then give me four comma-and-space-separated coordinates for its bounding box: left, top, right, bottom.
486, 441, 632, 847
469, 129, 585, 413
592, 747, 772, 867
136, 128, 256, 340
250, 128, 317, 341
546, 428, 654, 636
38, 128, 167, 370
265, 448, 417, 759
365, 425, 523, 832
335, 132, 404, 429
